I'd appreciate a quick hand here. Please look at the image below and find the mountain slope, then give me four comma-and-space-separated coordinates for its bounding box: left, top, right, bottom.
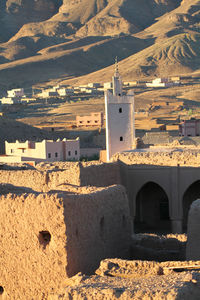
63, 32, 200, 84
0, 0, 200, 87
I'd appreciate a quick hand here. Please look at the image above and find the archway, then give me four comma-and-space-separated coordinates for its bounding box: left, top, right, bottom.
183, 180, 200, 231
135, 182, 170, 233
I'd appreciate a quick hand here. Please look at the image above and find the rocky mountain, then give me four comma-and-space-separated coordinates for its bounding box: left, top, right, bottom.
0, 0, 199, 88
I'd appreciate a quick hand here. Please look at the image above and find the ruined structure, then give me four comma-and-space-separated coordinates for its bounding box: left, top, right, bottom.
0, 185, 131, 299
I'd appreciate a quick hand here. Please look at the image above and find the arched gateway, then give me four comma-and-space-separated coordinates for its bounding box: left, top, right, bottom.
135, 182, 170, 233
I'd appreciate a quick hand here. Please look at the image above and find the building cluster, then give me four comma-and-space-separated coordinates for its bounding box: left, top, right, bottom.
146, 77, 180, 88
0, 88, 26, 105
0, 138, 80, 163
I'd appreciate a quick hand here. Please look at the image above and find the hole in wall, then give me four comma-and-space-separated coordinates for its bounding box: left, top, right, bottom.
39, 231, 51, 249
0, 286, 4, 295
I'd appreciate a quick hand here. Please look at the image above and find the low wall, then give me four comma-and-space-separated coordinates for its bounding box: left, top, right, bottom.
114, 149, 200, 167
0, 162, 121, 192
0, 185, 131, 299
80, 162, 121, 187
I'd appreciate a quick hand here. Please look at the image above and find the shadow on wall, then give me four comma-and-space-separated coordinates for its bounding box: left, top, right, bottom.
62, 187, 132, 277
119, 161, 200, 234
0, 183, 36, 194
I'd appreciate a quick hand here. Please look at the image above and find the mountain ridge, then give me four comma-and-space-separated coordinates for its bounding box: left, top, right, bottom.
0, 0, 199, 88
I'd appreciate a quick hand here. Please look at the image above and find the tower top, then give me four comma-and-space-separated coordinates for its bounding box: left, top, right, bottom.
115, 56, 119, 77
112, 57, 122, 96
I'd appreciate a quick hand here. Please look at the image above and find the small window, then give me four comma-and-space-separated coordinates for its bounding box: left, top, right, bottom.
22, 149, 25, 153
75, 150, 77, 155
87, 121, 90, 123
95, 120, 98, 123
79, 121, 83, 124
120, 136, 123, 141
68, 151, 71, 156
119, 108, 122, 113
51, 128, 54, 132
48, 153, 51, 158
55, 152, 58, 158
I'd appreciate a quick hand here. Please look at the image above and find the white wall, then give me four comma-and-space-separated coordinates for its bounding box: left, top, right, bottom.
105, 91, 135, 161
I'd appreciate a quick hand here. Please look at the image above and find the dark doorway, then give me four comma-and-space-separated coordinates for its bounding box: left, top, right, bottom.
183, 181, 200, 231
135, 182, 170, 233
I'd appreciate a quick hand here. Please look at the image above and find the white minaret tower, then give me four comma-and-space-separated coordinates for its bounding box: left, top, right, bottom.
105, 58, 135, 162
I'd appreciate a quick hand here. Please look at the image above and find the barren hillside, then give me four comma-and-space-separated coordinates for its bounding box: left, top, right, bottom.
0, 0, 200, 87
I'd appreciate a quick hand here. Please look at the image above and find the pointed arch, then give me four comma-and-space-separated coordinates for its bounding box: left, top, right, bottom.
135, 181, 170, 233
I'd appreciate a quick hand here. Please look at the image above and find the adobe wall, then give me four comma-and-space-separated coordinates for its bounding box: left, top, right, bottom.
0, 162, 120, 192
80, 162, 121, 187
0, 185, 131, 299
186, 199, 200, 260
114, 149, 200, 167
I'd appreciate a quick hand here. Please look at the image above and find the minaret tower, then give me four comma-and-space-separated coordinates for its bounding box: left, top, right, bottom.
105, 58, 135, 162
112, 57, 123, 96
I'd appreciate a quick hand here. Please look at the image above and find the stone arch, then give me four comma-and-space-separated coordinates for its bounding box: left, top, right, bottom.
182, 180, 200, 231
135, 181, 170, 233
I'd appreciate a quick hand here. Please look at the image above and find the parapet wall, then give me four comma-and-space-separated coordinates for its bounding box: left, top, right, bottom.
0, 185, 131, 299
0, 162, 120, 192
113, 149, 200, 167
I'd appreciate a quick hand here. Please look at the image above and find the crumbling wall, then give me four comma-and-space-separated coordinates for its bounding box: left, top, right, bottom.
0, 170, 47, 192
0, 185, 131, 299
113, 150, 200, 167
131, 234, 187, 261
0, 162, 121, 192
80, 162, 121, 187
186, 199, 200, 260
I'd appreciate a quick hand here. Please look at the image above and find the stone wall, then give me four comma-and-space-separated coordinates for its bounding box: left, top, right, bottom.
0, 185, 131, 299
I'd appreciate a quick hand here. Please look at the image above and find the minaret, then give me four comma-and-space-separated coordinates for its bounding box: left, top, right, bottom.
112, 57, 123, 96
105, 58, 135, 162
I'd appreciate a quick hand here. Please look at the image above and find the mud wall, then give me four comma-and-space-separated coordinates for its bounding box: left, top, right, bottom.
0, 185, 131, 299
0, 162, 120, 192
114, 150, 200, 167
80, 162, 121, 187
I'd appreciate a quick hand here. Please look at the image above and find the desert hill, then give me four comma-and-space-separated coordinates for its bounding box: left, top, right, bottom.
0, 0, 200, 87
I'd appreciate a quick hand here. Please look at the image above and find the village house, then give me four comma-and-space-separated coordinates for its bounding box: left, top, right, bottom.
76, 112, 104, 127
7, 88, 24, 98
179, 119, 200, 136
0, 138, 80, 163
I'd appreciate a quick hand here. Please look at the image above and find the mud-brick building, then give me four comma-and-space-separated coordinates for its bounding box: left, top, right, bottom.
0, 186, 131, 299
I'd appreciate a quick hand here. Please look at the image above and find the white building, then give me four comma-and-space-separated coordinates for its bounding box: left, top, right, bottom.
104, 82, 113, 90
57, 88, 74, 96
7, 88, 24, 98
0, 138, 80, 163
105, 61, 135, 162
146, 78, 179, 88
0, 97, 22, 105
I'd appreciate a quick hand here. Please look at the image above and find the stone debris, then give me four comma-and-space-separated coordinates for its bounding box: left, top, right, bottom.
49, 259, 200, 300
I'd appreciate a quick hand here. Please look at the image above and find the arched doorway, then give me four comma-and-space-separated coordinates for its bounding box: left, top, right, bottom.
135, 182, 170, 233
183, 181, 200, 231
